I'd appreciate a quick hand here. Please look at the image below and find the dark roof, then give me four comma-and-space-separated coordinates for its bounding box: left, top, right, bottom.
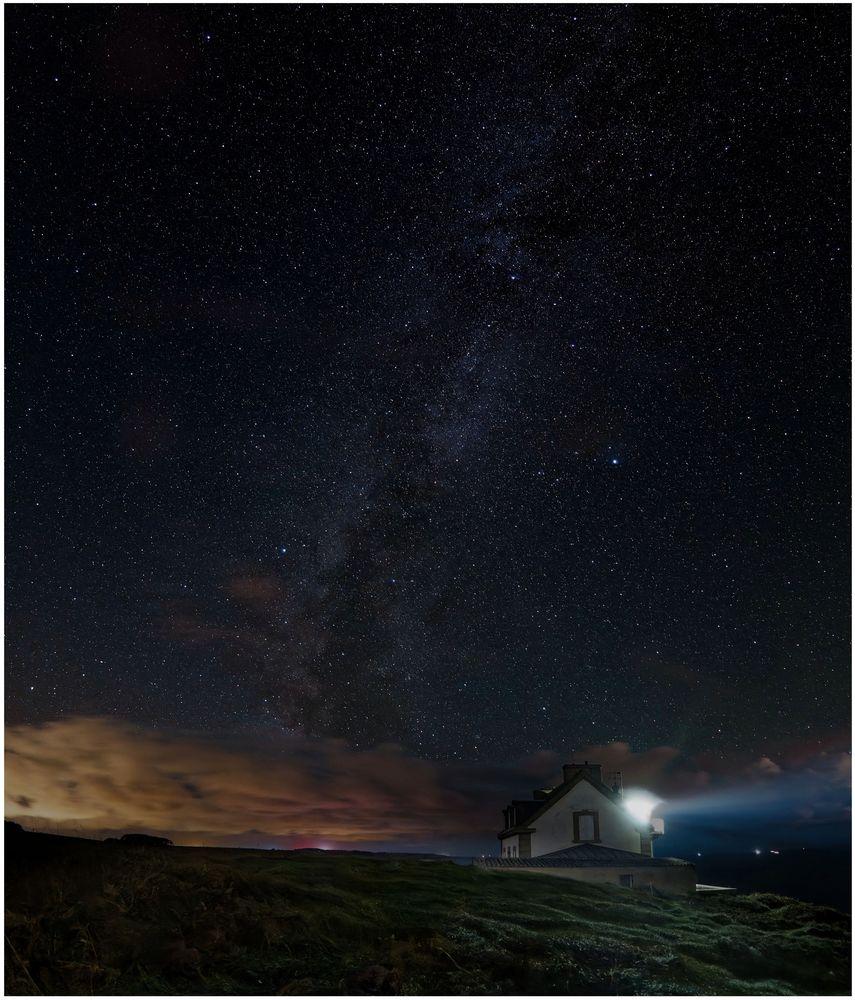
498, 826, 535, 840
510, 800, 541, 823
478, 845, 692, 869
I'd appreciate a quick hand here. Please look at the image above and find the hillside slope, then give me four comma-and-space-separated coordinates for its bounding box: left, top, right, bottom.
5, 830, 850, 995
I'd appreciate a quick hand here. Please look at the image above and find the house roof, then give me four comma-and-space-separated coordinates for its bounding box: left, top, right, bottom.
499, 769, 629, 837
498, 826, 535, 840
479, 845, 692, 869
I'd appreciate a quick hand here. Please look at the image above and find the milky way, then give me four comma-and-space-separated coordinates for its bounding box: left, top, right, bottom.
6, 6, 849, 764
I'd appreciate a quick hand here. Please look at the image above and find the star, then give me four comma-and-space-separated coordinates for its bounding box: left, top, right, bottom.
4, 3, 846, 808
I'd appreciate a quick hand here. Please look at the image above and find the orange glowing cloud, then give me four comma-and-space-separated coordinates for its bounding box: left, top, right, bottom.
4, 716, 474, 847
5, 717, 848, 850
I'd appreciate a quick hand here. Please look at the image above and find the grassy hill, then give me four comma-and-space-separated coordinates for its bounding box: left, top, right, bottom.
5, 829, 850, 995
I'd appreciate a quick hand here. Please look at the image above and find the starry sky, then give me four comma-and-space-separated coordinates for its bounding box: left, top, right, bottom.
5, 6, 850, 850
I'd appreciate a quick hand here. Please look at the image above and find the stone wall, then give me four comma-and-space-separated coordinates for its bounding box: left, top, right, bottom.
505, 864, 696, 896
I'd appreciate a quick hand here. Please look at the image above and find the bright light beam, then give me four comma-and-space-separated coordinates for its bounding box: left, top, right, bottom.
623, 790, 663, 824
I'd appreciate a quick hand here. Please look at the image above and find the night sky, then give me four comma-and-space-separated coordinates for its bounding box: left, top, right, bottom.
6, 6, 850, 851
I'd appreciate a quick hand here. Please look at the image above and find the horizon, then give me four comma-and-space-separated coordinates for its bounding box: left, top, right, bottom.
6, 714, 849, 858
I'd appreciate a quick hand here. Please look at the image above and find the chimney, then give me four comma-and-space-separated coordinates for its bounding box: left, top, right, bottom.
562, 761, 603, 785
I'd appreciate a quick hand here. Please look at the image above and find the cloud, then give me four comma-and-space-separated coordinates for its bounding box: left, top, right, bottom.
744, 756, 783, 779
5, 721, 684, 848
4, 717, 473, 848
655, 740, 851, 845
5, 717, 850, 852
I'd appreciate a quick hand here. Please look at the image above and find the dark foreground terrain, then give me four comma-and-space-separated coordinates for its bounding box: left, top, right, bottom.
5, 829, 850, 995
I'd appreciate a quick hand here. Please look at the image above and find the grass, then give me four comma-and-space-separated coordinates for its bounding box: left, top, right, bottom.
4, 830, 851, 995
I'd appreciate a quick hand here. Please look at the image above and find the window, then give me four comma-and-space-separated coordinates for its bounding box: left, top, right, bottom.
572, 810, 600, 842
619, 874, 634, 888
578, 814, 596, 840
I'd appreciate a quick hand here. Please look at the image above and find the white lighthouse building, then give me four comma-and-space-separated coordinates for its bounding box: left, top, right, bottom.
477, 761, 695, 895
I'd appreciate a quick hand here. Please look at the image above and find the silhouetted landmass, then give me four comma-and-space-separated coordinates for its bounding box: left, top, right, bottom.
4, 829, 850, 995
117, 833, 174, 847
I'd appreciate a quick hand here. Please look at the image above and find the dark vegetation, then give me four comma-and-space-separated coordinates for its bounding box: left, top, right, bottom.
5, 828, 850, 996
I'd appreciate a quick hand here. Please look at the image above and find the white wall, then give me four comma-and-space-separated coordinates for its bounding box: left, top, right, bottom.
530, 781, 642, 856
500, 834, 519, 858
